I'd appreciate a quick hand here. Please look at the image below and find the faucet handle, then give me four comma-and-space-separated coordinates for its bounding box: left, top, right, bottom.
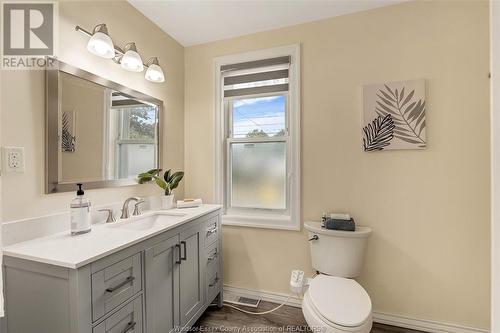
99, 209, 116, 223
133, 200, 146, 216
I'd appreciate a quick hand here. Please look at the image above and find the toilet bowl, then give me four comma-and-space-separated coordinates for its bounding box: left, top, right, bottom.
303, 222, 372, 333
302, 275, 372, 333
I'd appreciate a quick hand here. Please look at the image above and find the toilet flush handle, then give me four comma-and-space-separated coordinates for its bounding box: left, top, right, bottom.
308, 235, 319, 241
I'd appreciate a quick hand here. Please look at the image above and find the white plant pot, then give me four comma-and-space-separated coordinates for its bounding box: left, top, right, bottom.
162, 194, 175, 210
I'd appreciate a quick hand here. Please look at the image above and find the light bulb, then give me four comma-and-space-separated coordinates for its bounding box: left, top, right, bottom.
120, 43, 144, 72
86, 25, 115, 59
145, 63, 165, 83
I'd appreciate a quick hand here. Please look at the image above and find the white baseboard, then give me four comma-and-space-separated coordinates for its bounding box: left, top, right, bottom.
223, 285, 489, 333
224, 284, 303, 308
372, 312, 489, 333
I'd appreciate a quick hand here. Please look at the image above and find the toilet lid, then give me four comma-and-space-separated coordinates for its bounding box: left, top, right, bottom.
308, 275, 372, 327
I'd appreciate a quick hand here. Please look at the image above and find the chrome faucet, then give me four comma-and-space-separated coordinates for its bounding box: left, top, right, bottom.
99, 209, 116, 223
120, 197, 144, 219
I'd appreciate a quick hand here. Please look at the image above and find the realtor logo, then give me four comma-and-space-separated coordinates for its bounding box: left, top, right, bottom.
2, 2, 57, 69
3, 2, 53, 55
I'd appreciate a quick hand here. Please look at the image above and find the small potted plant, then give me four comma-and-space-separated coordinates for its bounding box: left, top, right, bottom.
138, 168, 184, 209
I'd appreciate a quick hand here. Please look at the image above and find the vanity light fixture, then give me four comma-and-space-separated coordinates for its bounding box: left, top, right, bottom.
120, 42, 144, 72
145, 57, 165, 83
75, 24, 166, 83
85, 24, 115, 59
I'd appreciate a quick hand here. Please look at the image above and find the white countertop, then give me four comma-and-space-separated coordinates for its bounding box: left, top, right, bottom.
3, 204, 221, 269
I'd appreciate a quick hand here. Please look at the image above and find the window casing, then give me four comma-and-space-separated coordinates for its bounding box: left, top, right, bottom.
215, 45, 300, 230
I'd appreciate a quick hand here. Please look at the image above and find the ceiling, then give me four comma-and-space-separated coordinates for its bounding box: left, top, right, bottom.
128, 0, 408, 47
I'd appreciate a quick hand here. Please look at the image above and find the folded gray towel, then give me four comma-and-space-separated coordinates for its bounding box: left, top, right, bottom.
324, 218, 355, 231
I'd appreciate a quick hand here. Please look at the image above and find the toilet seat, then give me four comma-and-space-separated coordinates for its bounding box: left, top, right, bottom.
302, 275, 372, 333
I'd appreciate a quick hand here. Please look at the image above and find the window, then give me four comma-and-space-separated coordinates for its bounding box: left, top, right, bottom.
107, 96, 158, 179
215, 45, 300, 230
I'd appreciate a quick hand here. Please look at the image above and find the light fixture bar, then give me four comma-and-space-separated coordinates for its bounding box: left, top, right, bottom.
75, 25, 150, 68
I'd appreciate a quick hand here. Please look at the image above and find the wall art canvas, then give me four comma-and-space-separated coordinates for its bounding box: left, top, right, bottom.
61, 110, 76, 153
363, 79, 426, 151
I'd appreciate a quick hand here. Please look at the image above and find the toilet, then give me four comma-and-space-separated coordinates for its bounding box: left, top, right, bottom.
303, 221, 372, 333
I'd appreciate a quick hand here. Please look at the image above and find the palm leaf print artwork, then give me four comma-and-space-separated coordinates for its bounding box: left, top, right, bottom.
61, 111, 76, 152
363, 80, 426, 151
363, 114, 395, 151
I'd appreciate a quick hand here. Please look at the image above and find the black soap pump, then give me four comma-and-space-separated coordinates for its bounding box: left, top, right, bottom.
70, 183, 92, 235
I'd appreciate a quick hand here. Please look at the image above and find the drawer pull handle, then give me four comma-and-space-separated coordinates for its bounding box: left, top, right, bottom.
106, 276, 135, 293
209, 277, 219, 287
121, 321, 136, 333
206, 227, 217, 236
175, 244, 181, 264
180, 241, 187, 261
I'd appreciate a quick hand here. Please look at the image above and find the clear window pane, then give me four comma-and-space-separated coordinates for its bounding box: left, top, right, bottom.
115, 106, 157, 141
230, 142, 286, 210
231, 95, 286, 138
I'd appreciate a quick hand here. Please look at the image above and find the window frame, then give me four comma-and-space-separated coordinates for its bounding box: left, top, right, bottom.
214, 44, 301, 231
225, 92, 289, 214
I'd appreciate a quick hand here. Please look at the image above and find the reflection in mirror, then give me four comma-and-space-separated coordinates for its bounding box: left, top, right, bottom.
59, 72, 158, 183
46, 60, 162, 193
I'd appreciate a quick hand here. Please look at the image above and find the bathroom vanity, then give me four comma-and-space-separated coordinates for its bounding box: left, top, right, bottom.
2, 205, 222, 333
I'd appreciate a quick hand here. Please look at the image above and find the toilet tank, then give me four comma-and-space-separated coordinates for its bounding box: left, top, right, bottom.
305, 221, 371, 278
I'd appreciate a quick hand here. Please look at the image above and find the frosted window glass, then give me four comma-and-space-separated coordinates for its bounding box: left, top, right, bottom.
231, 142, 286, 210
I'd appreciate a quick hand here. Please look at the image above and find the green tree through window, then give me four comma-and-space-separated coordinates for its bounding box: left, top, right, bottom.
128, 107, 156, 140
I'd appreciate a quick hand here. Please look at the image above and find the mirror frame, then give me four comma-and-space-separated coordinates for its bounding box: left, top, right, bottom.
45, 59, 163, 194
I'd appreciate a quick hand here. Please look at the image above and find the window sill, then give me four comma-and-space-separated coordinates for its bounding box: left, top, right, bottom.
222, 214, 300, 231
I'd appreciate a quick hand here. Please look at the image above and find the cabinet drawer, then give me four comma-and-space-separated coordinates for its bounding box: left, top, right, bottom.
206, 241, 219, 278
93, 295, 143, 333
204, 217, 219, 247
207, 271, 220, 302
92, 253, 143, 322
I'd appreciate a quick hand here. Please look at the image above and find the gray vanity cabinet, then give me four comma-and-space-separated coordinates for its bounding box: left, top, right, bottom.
179, 224, 205, 327
2, 209, 222, 333
93, 295, 144, 333
92, 253, 143, 322
144, 235, 180, 333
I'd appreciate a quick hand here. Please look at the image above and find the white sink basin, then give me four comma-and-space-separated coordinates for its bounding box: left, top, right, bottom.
109, 213, 187, 231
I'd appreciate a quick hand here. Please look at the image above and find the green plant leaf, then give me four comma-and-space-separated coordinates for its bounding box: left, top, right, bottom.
154, 177, 167, 190
147, 168, 162, 176
169, 171, 184, 190
138, 172, 154, 184
164, 169, 172, 182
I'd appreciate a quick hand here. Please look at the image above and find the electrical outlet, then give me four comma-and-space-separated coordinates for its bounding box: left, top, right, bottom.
2, 146, 25, 174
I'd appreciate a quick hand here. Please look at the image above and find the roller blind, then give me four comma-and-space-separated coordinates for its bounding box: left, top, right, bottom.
222, 56, 291, 98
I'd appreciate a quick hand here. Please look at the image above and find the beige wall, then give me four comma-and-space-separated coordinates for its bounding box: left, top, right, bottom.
185, 1, 490, 329
1, 1, 185, 221
60, 73, 105, 182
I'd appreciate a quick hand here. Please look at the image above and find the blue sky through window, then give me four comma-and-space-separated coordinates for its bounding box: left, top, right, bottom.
232, 95, 286, 138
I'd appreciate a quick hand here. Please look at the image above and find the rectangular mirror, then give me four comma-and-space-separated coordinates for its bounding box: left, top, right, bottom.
46, 60, 163, 193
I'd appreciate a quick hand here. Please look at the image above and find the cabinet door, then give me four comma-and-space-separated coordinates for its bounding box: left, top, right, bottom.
179, 224, 205, 326
145, 235, 180, 333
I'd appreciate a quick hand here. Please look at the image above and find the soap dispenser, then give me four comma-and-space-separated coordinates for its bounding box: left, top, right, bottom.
70, 183, 92, 235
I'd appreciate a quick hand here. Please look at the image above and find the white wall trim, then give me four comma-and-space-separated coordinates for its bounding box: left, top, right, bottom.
224, 284, 303, 308
223, 285, 489, 333
373, 312, 488, 333
213, 44, 301, 231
